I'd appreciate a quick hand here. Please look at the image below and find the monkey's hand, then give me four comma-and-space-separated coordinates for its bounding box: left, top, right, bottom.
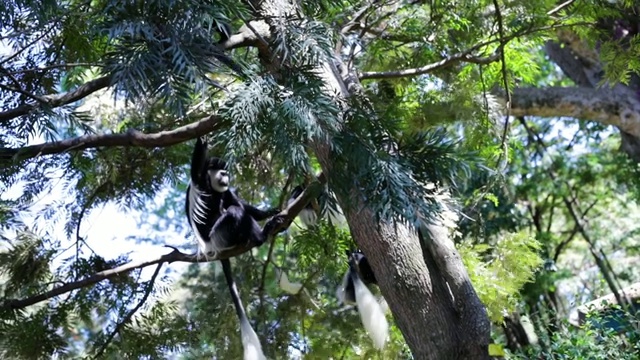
264, 214, 289, 235
266, 208, 281, 217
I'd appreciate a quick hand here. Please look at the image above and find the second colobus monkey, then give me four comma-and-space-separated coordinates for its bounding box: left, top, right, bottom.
336, 250, 389, 350
186, 137, 287, 360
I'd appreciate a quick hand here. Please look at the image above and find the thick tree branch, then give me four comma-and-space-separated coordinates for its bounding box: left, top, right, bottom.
509, 86, 640, 138
221, 21, 271, 50
555, 29, 600, 68
544, 41, 595, 87
0, 75, 112, 123
1, 181, 324, 312
0, 114, 222, 162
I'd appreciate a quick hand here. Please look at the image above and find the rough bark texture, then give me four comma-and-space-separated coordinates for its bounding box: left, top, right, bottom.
509, 25, 640, 161
510, 87, 640, 138
252, 2, 491, 358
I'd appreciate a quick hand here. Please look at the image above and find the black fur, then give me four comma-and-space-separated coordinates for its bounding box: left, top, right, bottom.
289, 185, 315, 209
350, 250, 377, 285
338, 249, 389, 349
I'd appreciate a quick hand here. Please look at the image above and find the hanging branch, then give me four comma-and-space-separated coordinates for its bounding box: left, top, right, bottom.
92, 262, 163, 359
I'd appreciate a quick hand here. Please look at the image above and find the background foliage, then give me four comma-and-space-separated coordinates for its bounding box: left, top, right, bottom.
1, 0, 640, 359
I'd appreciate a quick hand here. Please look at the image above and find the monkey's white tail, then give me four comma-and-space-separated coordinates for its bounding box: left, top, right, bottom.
335, 270, 352, 304
239, 318, 267, 360
353, 274, 389, 349
221, 259, 267, 360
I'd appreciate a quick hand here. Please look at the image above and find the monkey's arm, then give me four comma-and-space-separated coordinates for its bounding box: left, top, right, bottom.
226, 190, 278, 220
243, 202, 280, 221
190, 137, 208, 187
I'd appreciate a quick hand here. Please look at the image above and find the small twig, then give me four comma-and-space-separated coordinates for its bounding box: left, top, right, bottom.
93, 263, 163, 359
0, 82, 48, 104
277, 171, 296, 210
257, 237, 277, 331
0, 67, 49, 104
0, 66, 24, 88
359, 49, 500, 79
75, 182, 110, 277
0, 24, 58, 66
493, 0, 512, 169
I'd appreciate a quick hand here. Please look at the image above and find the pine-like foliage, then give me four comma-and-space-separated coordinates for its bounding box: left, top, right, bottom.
6, 0, 635, 358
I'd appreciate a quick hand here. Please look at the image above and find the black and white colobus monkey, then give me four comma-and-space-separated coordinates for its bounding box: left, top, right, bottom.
186, 137, 284, 256
287, 184, 346, 227
186, 137, 286, 360
336, 250, 389, 350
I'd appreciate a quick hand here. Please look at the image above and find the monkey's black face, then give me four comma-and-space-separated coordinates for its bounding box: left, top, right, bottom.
208, 169, 230, 193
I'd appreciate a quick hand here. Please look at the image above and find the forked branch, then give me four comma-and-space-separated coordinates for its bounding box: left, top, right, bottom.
359, 51, 500, 80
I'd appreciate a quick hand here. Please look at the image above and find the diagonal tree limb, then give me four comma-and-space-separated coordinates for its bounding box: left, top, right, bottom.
1, 181, 325, 312
92, 262, 163, 359
0, 75, 112, 123
0, 114, 222, 162
0, 247, 200, 311
358, 22, 595, 81
492, 0, 512, 166
359, 51, 500, 80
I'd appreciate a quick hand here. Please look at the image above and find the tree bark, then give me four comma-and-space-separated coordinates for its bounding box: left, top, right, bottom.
509, 28, 640, 161
509, 86, 640, 138
251, 3, 491, 358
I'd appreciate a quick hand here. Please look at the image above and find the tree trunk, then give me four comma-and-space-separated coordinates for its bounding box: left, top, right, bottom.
246, 5, 491, 358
